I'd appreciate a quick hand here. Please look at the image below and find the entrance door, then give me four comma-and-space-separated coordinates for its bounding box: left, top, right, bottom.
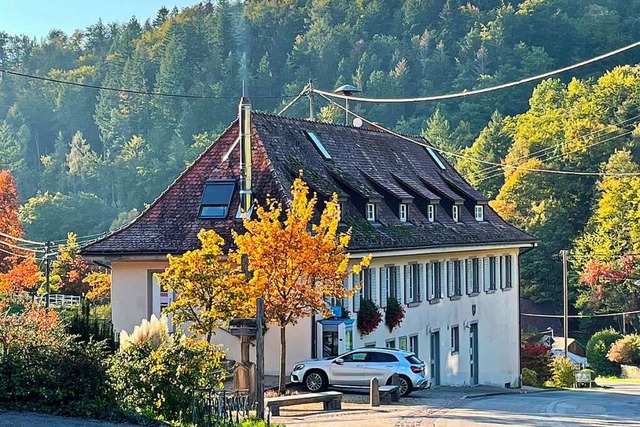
430, 331, 440, 386
470, 323, 479, 385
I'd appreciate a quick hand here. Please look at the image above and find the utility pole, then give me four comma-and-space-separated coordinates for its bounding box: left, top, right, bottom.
45, 241, 52, 308
561, 249, 569, 359
256, 298, 265, 420
308, 80, 315, 121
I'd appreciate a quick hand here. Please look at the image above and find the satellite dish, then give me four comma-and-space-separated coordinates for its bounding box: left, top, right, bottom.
353, 117, 363, 128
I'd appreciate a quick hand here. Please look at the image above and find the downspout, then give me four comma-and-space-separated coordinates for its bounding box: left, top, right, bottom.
239, 97, 253, 215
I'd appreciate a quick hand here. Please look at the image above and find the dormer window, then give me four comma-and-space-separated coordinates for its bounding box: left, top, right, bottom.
399, 204, 408, 222
428, 204, 435, 222
475, 205, 484, 222
366, 203, 376, 221
199, 179, 236, 219
452, 205, 459, 222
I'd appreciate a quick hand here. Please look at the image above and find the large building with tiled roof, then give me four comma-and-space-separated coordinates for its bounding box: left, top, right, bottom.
83, 98, 537, 387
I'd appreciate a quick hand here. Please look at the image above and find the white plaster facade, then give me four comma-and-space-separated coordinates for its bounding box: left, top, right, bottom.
109, 242, 526, 387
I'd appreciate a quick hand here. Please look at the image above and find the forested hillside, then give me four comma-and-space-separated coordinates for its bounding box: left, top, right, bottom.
2, 0, 640, 315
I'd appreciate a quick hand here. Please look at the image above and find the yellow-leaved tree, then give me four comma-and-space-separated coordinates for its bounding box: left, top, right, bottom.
156, 229, 256, 342
233, 177, 371, 393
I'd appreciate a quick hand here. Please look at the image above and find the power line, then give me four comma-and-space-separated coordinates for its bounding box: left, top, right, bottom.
472, 114, 640, 181
522, 310, 640, 319
475, 127, 638, 184
313, 40, 640, 103
0, 246, 43, 260
0, 238, 45, 253
0, 67, 294, 100
315, 91, 640, 177
0, 231, 45, 246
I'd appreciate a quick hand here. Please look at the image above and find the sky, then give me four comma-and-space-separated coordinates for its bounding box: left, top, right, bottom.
0, 0, 199, 39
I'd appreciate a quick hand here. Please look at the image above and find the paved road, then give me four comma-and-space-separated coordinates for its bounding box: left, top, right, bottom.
434, 384, 640, 427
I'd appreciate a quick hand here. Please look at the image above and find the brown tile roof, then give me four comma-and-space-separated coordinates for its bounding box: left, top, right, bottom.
82, 111, 536, 257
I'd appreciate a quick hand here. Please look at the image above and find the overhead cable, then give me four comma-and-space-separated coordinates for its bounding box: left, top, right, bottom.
313, 40, 640, 103
522, 310, 640, 319
0, 238, 45, 253
0, 231, 45, 246
0, 67, 294, 100
315, 91, 640, 177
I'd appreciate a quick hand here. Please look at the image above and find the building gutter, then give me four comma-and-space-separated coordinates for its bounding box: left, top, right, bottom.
350, 241, 537, 258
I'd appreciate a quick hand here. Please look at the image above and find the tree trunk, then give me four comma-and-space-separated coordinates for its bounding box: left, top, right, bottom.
279, 325, 287, 394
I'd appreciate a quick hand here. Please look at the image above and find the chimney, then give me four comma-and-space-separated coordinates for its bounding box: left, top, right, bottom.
239, 97, 252, 215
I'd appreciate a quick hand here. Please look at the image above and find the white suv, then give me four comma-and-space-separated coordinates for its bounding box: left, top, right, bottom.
290, 348, 429, 396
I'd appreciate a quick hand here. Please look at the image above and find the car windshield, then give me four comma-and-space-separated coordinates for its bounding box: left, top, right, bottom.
405, 355, 423, 365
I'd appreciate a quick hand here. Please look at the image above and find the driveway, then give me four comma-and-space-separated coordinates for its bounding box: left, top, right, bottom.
0, 411, 138, 427
434, 383, 640, 426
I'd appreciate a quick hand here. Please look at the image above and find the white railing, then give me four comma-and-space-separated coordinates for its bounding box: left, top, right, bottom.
35, 294, 82, 307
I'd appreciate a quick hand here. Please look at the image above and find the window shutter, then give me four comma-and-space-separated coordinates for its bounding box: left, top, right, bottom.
395, 267, 402, 301
418, 264, 424, 302
466, 260, 473, 294
427, 263, 434, 300
380, 267, 388, 308
483, 257, 490, 292
447, 261, 454, 297
371, 268, 378, 305
459, 261, 466, 296
404, 265, 411, 304
343, 276, 351, 312
353, 273, 361, 312
440, 262, 447, 298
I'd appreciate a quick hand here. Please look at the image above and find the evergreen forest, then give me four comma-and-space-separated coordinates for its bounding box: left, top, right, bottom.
2, 0, 640, 327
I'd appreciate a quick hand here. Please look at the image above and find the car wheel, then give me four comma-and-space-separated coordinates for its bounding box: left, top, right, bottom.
304, 370, 327, 392
398, 375, 413, 397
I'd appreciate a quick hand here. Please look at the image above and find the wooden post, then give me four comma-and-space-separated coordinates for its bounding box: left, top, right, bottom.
256, 298, 265, 420
370, 377, 380, 407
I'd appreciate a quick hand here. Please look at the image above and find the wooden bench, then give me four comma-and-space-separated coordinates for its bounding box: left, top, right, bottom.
265, 391, 342, 416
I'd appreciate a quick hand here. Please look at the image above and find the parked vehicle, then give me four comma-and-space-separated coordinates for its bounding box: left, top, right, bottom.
290, 347, 429, 396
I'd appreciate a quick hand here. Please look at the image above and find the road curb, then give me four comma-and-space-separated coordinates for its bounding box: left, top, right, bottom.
462, 388, 559, 399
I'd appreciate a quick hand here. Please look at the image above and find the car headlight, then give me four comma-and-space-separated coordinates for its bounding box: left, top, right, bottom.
293, 364, 305, 371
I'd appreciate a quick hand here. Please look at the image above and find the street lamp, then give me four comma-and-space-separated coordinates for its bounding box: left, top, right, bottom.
334, 84, 361, 125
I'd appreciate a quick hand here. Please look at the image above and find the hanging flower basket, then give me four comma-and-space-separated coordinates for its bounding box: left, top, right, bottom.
357, 299, 382, 337
385, 297, 405, 332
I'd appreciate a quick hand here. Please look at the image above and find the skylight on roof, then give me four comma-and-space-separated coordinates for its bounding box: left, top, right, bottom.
425, 146, 446, 170
305, 131, 332, 160
199, 179, 236, 219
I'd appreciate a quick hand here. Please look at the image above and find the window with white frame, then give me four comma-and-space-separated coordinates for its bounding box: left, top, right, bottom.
475, 205, 484, 221
409, 335, 419, 356
399, 203, 408, 222
451, 325, 459, 354
503, 255, 513, 289
454, 260, 463, 296
366, 203, 376, 221
428, 261, 443, 300
452, 205, 459, 222
381, 265, 401, 308
428, 204, 435, 222
488, 256, 497, 291
405, 263, 422, 304
339, 202, 345, 222
466, 258, 480, 294
353, 267, 376, 312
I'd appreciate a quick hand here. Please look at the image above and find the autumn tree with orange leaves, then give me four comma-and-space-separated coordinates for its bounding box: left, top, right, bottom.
233, 178, 371, 393
0, 171, 41, 295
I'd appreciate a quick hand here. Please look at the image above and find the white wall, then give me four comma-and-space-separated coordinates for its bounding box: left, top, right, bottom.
110, 246, 522, 386
348, 248, 521, 387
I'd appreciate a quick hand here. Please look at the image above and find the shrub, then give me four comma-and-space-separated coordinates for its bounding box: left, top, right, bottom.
608, 334, 640, 365
357, 298, 382, 337
384, 297, 405, 332
0, 302, 110, 415
108, 316, 227, 423
586, 328, 622, 376
521, 367, 539, 386
521, 342, 552, 384
548, 356, 575, 388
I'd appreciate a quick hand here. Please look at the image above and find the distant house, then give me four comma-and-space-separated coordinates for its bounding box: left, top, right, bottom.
83, 98, 537, 387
